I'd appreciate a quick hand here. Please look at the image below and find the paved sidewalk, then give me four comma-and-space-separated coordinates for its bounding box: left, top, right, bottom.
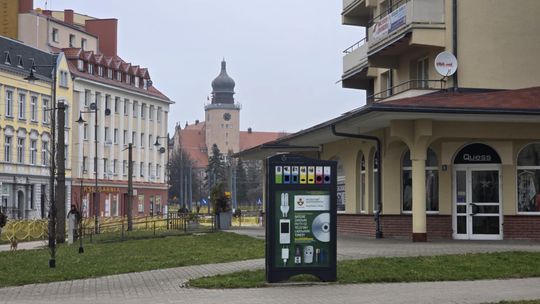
0, 240, 45, 252
1, 229, 540, 303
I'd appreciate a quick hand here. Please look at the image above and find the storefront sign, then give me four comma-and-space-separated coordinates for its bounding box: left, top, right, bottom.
372, 15, 390, 40
266, 154, 337, 283
83, 186, 120, 194
454, 143, 501, 164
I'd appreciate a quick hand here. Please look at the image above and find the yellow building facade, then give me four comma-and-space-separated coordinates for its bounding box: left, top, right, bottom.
0, 36, 72, 219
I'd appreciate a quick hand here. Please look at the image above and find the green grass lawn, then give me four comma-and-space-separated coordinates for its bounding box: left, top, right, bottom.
0, 232, 263, 287
189, 251, 540, 289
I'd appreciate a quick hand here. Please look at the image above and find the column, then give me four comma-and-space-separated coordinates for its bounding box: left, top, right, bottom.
98, 92, 105, 179
412, 158, 427, 242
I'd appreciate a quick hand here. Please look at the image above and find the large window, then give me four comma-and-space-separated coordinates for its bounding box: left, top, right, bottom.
5, 90, 13, 117
17, 137, 25, 163
42, 98, 49, 123
359, 154, 366, 212
402, 148, 439, 212
30, 96, 38, 121
517, 143, 540, 213
18, 93, 26, 120
4, 136, 12, 162
30, 139, 37, 165
42, 141, 49, 166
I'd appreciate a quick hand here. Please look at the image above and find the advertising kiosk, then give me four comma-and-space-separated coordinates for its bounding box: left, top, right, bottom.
265, 154, 337, 283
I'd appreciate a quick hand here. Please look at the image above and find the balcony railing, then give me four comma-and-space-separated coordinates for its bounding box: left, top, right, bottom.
367, 79, 445, 102
343, 37, 367, 54
343, 37, 368, 76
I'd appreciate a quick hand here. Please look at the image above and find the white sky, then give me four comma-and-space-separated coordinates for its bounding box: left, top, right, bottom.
37, 0, 366, 134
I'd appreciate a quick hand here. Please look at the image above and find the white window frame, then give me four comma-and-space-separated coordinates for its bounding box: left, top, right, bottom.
30, 139, 37, 165
516, 143, 540, 215
17, 137, 25, 164
41, 141, 48, 166
52, 28, 59, 43
18, 92, 26, 120
4, 136, 12, 162
5, 89, 13, 117
30, 95, 38, 122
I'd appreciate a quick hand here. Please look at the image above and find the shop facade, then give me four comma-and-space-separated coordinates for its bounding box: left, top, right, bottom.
241, 87, 540, 241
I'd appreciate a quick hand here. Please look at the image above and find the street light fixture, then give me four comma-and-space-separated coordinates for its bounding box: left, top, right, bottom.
154, 135, 171, 210
25, 58, 65, 268
77, 103, 110, 234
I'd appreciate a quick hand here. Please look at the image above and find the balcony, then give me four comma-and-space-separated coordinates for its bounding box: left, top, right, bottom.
342, 0, 375, 27
367, 0, 445, 68
367, 79, 446, 103
341, 38, 376, 90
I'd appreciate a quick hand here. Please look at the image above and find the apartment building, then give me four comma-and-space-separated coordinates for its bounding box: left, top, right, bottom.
2, 0, 173, 217
240, 0, 540, 241
0, 36, 72, 219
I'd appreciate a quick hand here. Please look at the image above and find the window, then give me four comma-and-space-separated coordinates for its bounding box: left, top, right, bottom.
17, 137, 25, 163
4, 51, 11, 64
416, 57, 429, 88
93, 157, 97, 173
113, 129, 118, 144
88, 64, 93, 74
5, 90, 13, 117
141, 104, 145, 119
69, 34, 75, 47
517, 143, 540, 213
104, 127, 110, 142
42, 98, 49, 123
30, 96, 38, 121
107, 68, 113, 79
380, 70, 393, 98
359, 154, 366, 212
123, 130, 127, 145
149, 105, 154, 120
143, 79, 148, 90
402, 148, 439, 212
123, 160, 127, 176
149, 135, 153, 150
114, 97, 119, 113
105, 95, 110, 112
83, 156, 87, 172
132, 131, 136, 146
332, 157, 346, 212
30, 139, 37, 165
41, 141, 48, 166
373, 151, 380, 212
156, 164, 161, 178
148, 163, 152, 178
138, 195, 144, 213
17, 55, 23, 68
98, 66, 103, 77
123, 99, 128, 115
140, 133, 145, 147
103, 158, 109, 175
81, 38, 87, 50
157, 107, 162, 122
59, 71, 69, 87
83, 123, 88, 139
4, 136, 12, 162
52, 28, 59, 42
77, 60, 84, 71
140, 162, 144, 177
19, 92, 28, 119
84, 90, 91, 106
113, 159, 118, 174
64, 143, 69, 168
126, 74, 131, 84
116, 71, 122, 81
133, 102, 138, 117
134, 77, 140, 87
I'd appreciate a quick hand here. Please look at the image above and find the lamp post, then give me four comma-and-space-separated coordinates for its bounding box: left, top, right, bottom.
77, 103, 110, 234
154, 135, 170, 211
25, 57, 63, 268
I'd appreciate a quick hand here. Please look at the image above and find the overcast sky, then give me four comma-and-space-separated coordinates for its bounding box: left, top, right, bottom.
38, 0, 366, 134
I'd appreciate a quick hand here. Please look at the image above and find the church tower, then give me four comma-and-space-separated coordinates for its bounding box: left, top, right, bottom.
205, 59, 241, 156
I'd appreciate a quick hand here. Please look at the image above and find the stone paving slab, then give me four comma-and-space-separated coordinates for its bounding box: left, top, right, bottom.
2, 228, 540, 303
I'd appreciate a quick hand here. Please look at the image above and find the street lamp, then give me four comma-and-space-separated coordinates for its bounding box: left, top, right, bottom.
154, 135, 171, 210
77, 103, 110, 234
25, 57, 65, 268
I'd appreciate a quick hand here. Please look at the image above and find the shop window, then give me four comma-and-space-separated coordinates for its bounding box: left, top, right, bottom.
359, 154, 366, 213
402, 148, 439, 212
517, 143, 540, 213
373, 151, 380, 212
330, 157, 345, 211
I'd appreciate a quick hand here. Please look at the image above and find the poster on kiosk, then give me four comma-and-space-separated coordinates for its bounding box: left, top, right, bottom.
266, 154, 337, 283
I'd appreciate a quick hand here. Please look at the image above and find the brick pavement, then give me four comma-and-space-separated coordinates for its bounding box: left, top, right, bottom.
1, 229, 540, 303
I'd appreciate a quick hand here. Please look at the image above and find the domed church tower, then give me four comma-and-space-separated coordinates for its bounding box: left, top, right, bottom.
205, 59, 241, 156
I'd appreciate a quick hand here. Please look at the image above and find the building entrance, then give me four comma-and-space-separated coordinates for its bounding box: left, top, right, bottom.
453, 143, 503, 240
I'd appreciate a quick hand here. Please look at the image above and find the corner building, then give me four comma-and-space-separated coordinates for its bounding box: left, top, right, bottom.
240, 0, 540, 241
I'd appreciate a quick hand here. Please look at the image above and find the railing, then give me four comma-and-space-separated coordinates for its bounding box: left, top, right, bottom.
367, 79, 446, 102
343, 37, 367, 54
368, 0, 408, 27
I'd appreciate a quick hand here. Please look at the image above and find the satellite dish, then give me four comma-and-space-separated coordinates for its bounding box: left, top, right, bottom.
434, 51, 458, 77
159, 147, 166, 154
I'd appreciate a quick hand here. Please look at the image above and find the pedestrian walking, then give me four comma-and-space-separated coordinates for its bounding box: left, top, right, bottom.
67, 204, 81, 244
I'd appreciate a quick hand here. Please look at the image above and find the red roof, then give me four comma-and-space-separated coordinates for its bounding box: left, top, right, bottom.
380, 87, 540, 110
240, 130, 286, 151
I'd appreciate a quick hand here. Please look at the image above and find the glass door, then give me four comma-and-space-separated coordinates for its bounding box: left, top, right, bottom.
453, 167, 502, 240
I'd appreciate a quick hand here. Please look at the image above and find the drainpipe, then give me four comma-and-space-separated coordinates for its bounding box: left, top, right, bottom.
331, 124, 383, 239
452, 0, 458, 91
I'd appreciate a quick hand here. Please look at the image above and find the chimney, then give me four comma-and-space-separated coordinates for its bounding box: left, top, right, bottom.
84, 18, 118, 57
42, 10, 52, 16
64, 9, 74, 24
248, 127, 252, 134
19, 0, 33, 13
